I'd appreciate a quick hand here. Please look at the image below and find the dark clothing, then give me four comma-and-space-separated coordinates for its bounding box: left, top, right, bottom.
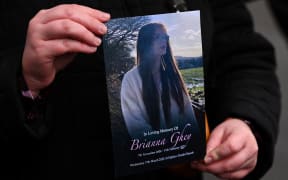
0, 0, 281, 179
267, 0, 288, 37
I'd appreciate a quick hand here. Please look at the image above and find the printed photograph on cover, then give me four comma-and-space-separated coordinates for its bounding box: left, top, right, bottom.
103, 10, 206, 177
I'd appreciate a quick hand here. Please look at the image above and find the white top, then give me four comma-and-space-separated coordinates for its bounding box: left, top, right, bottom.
120, 67, 199, 139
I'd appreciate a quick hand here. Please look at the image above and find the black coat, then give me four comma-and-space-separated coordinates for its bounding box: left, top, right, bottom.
268, 0, 288, 38
0, 0, 281, 179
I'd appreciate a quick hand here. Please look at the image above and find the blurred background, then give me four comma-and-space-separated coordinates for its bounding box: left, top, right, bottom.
204, 0, 288, 179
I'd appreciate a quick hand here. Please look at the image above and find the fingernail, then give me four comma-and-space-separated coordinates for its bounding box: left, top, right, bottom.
204, 156, 213, 164
88, 46, 97, 52
99, 25, 107, 34
102, 13, 110, 19
94, 38, 101, 46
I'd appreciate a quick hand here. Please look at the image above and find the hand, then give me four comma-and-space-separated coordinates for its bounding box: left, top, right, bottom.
22, 4, 110, 96
191, 118, 258, 179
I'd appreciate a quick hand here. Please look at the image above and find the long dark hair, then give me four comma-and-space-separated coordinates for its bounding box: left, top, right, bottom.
136, 23, 188, 130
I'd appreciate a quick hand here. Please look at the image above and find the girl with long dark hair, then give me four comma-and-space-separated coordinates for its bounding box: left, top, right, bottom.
121, 23, 199, 139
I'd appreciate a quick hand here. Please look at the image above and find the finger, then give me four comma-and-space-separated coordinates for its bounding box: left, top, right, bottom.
40, 4, 110, 23
43, 39, 97, 57
190, 161, 207, 171
205, 135, 245, 164
205, 125, 225, 154
41, 19, 102, 46
200, 146, 257, 174
37, 5, 109, 35
216, 168, 251, 180
216, 158, 257, 180
239, 154, 258, 170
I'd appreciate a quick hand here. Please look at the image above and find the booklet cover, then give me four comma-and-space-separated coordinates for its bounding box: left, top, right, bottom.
103, 10, 206, 177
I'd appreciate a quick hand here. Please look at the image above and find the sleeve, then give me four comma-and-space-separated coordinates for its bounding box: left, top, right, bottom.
0, 4, 28, 140
267, 0, 288, 38
207, 0, 281, 179
18, 75, 49, 137
0, 47, 49, 139
0, 47, 28, 140
120, 71, 152, 139
0, 3, 48, 140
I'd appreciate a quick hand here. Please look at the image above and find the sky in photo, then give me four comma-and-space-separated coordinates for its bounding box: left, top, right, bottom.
150, 11, 202, 57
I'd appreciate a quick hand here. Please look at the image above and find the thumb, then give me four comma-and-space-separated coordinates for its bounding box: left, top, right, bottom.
205, 135, 244, 164
204, 125, 226, 164
206, 125, 225, 153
